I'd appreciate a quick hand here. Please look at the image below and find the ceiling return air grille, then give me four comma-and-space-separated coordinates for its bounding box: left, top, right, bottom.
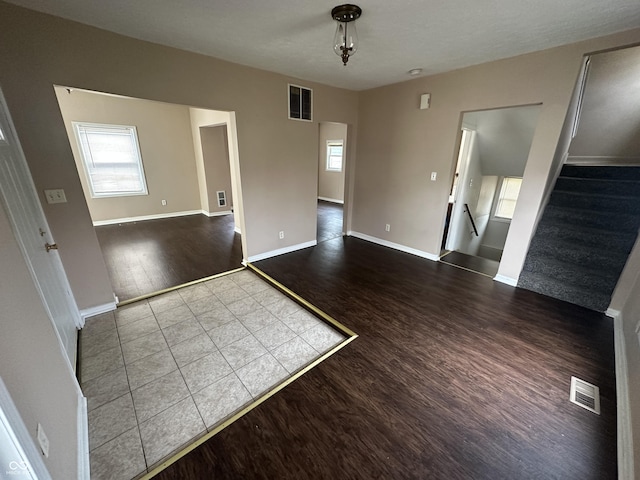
570, 376, 600, 415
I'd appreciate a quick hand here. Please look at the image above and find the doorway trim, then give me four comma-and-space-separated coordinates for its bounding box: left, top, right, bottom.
440, 104, 543, 283
0, 377, 52, 480
0, 86, 90, 480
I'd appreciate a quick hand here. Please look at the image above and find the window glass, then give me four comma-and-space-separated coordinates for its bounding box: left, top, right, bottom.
74, 123, 148, 197
326, 141, 344, 171
494, 177, 522, 220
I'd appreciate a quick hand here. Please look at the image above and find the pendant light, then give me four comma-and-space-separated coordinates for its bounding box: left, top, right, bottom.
331, 4, 362, 66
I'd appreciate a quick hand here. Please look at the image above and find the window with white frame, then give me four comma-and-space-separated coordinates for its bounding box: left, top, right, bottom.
73, 122, 148, 198
326, 140, 344, 172
493, 176, 522, 220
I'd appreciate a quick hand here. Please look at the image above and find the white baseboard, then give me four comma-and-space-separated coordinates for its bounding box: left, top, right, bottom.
347, 231, 439, 261
203, 210, 233, 217
92, 210, 203, 226
611, 311, 635, 480
77, 394, 90, 480
566, 156, 640, 166
493, 274, 518, 286
248, 240, 317, 263
606, 307, 621, 319
318, 196, 344, 204
80, 301, 117, 320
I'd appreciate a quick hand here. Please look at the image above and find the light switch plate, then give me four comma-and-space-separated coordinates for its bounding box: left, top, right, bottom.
44, 189, 67, 204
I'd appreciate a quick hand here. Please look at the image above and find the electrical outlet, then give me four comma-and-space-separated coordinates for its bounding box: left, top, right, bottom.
161, 199, 167, 206
37, 423, 49, 458
385, 224, 391, 232
279, 231, 285, 239
44, 189, 67, 204
430, 172, 437, 181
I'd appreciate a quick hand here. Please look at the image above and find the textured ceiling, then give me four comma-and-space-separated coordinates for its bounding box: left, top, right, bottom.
5, 0, 640, 90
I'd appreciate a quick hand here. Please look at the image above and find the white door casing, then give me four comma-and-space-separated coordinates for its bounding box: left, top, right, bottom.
446, 128, 476, 252
0, 88, 82, 369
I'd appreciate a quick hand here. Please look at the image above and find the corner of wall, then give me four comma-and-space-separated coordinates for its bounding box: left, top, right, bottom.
612, 310, 636, 479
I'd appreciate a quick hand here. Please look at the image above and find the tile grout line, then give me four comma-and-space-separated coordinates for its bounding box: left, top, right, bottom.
114, 310, 151, 477
85, 268, 356, 480
138, 333, 358, 480
171, 289, 221, 436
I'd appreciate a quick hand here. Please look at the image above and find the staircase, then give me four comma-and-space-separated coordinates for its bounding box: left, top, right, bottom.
518, 165, 640, 312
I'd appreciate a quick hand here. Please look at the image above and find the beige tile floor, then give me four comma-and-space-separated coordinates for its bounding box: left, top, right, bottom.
80, 269, 347, 480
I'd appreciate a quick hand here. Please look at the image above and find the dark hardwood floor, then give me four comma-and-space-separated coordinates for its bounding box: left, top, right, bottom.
95, 214, 242, 301
317, 200, 343, 243
155, 236, 616, 480
440, 250, 500, 277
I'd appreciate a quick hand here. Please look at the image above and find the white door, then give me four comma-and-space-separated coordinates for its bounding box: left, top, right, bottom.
0, 88, 81, 369
445, 128, 476, 252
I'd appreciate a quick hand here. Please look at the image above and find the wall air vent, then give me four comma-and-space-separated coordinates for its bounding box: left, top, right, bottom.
570, 376, 600, 415
288, 84, 312, 121
216, 190, 227, 208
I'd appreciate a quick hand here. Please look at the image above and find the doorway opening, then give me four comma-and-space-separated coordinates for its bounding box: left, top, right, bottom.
317, 122, 348, 244
441, 104, 541, 277
54, 86, 244, 302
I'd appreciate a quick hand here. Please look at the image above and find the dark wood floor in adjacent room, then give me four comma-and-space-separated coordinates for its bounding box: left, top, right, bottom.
155, 236, 617, 480
440, 250, 500, 277
316, 200, 343, 243
95, 214, 242, 301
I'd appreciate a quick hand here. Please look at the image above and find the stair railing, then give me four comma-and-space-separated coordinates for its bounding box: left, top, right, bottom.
464, 203, 479, 237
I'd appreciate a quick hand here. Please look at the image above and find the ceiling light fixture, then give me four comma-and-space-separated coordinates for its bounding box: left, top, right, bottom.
331, 4, 362, 66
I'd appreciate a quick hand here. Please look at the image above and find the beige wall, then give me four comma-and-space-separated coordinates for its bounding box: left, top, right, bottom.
201, 125, 233, 214
188, 107, 244, 244
0, 2, 358, 308
318, 122, 347, 202
54, 87, 201, 222
468, 105, 541, 176
0, 206, 81, 480
188, 108, 232, 214
353, 29, 640, 282
569, 45, 640, 162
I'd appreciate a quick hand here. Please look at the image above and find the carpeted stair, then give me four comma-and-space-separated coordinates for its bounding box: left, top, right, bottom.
518, 165, 640, 312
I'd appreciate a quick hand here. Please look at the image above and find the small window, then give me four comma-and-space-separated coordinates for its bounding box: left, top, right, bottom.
73, 122, 148, 198
288, 84, 312, 121
326, 141, 344, 172
494, 177, 522, 220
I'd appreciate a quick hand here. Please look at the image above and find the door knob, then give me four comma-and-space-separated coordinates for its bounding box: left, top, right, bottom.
45, 242, 58, 252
